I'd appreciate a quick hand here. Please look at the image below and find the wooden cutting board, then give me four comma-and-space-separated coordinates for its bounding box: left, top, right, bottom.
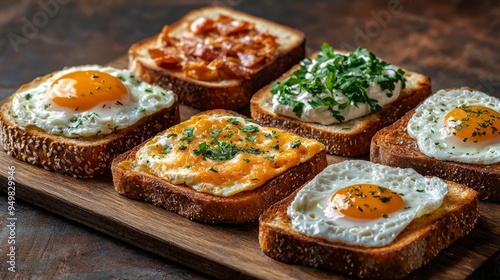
0, 56, 498, 279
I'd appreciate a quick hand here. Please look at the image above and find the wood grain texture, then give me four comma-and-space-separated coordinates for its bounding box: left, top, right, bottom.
0, 56, 499, 280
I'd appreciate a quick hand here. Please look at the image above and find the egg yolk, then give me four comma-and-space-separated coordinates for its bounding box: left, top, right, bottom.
442, 105, 500, 146
46, 71, 129, 111
330, 184, 404, 220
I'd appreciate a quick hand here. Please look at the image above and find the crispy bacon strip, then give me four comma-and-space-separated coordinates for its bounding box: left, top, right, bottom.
149, 14, 279, 81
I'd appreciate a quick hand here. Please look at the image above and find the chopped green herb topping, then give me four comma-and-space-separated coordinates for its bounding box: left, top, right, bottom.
241, 125, 259, 133
291, 140, 301, 148
210, 129, 222, 138
271, 43, 406, 121
180, 127, 195, 143
160, 145, 172, 154
245, 135, 257, 142
208, 166, 218, 172
227, 118, 240, 125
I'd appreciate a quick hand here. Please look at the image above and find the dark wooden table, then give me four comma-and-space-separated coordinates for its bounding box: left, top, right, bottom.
0, 0, 498, 279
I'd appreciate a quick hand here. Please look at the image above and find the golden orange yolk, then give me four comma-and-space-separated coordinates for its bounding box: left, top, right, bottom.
46, 71, 129, 111
330, 184, 404, 220
443, 105, 500, 145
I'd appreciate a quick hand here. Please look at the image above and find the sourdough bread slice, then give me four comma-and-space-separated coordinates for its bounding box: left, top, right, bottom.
250, 51, 431, 157
0, 68, 180, 178
111, 109, 328, 224
129, 6, 305, 111
370, 108, 500, 201
259, 179, 478, 279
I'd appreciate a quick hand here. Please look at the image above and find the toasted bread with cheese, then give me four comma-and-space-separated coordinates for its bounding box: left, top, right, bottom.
128, 6, 305, 111
259, 167, 479, 279
111, 109, 327, 224
250, 50, 431, 157
370, 88, 500, 201
0, 65, 180, 178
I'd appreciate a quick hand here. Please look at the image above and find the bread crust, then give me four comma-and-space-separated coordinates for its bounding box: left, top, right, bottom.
250, 51, 432, 157
128, 6, 306, 111
258, 180, 479, 279
0, 70, 180, 178
370, 108, 500, 201
111, 109, 328, 224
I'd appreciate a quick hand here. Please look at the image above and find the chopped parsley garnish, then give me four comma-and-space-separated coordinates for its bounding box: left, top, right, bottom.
271, 43, 406, 121
25, 93, 32, 100
179, 145, 187, 150
208, 166, 218, 172
379, 196, 392, 203
139, 108, 147, 113
209, 129, 222, 138
193, 140, 239, 161
245, 135, 257, 142
291, 140, 301, 148
264, 155, 275, 163
166, 133, 177, 138
416, 189, 425, 193
180, 127, 195, 143
241, 125, 259, 133
245, 147, 261, 155
160, 145, 172, 154
145, 88, 153, 93
227, 118, 240, 125
192, 137, 263, 161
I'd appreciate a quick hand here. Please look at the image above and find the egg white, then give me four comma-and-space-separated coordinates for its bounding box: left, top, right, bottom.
287, 160, 448, 247
10, 65, 175, 138
407, 89, 500, 164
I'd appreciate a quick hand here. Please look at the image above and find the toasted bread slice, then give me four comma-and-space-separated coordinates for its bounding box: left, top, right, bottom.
129, 6, 305, 111
111, 109, 327, 224
259, 178, 479, 279
250, 50, 431, 157
0, 66, 180, 178
370, 108, 500, 201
